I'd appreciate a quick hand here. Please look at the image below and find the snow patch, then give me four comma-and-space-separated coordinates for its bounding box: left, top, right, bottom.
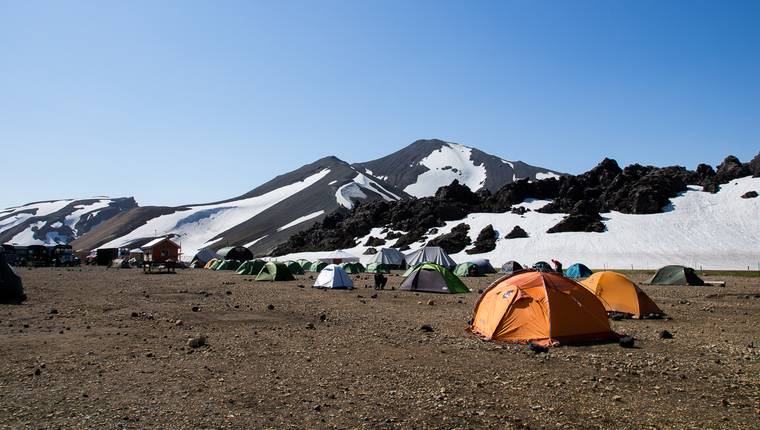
352, 173, 401, 201
277, 210, 325, 232
244, 236, 268, 248
403, 142, 487, 197
535, 172, 560, 180
335, 183, 367, 209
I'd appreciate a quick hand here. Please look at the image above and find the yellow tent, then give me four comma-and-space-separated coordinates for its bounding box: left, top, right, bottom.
470, 271, 617, 346
580, 271, 663, 318
203, 258, 219, 269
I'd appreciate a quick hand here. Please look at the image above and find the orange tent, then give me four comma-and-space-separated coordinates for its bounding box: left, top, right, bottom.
580, 271, 663, 318
470, 270, 617, 346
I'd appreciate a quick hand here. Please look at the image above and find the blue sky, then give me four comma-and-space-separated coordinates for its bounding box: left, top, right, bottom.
1, 0, 758, 208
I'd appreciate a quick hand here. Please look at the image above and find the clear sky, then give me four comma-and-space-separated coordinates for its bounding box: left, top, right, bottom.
1, 0, 758, 208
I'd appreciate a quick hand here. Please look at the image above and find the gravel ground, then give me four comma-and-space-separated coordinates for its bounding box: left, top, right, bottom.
1, 267, 759, 429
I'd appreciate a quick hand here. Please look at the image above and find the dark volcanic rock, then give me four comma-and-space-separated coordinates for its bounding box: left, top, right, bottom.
427, 223, 471, 254
465, 224, 497, 254
364, 236, 386, 247
504, 225, 529, 239
750, 152, 760, 177
741, 191, 758, 199
715, 156, 750, 184
547, 214, 606, 234
363, 247, 378, 255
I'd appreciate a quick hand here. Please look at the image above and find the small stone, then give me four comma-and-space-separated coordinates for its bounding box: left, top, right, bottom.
313, 404, 321, 412
420, 324, 434, 332
175, 320, 183, 326
305, 323, 315, 330
49, 309, 58, 315
427, 300, 435, 306
619, 336, 635, 348
187, 335, 207, 349
659, 330, 674, 339
131, 312, 139, 318
266, 304, 275, 311
191, 306, 200, 312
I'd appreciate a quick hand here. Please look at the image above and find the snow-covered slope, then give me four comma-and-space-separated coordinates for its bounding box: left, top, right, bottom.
0, 198, 138, 245
276, 177, 760, 270
354, 139, 563, 197
69, 156, 409, 259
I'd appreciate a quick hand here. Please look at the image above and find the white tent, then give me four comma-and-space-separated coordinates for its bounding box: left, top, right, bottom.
405, 246, 456, 269
313, 264, 354, 289
370, 248, 406, 267
318, 250, 360, 264
192, 248, 221, 264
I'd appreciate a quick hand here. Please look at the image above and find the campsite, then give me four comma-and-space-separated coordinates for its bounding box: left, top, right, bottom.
1, 264, 759, 429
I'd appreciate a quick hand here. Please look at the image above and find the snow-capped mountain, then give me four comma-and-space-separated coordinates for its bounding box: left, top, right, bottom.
0, 198, 138, 246
67, 156, 408, 259
353, 139, 562, 197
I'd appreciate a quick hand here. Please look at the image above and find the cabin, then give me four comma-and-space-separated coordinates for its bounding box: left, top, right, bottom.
141, 237, 180, 263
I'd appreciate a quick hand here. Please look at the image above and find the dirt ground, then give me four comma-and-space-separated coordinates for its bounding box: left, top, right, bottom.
1, 267, 759, 429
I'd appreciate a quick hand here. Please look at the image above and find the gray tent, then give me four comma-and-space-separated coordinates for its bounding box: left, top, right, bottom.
217, 246, 253, 261
404, 246, 456, 269
501, 261, 523, 274
370, 248, 406, 268
192, 248, 221, 266
0, 248, 25, 304
647, 265, 705, 286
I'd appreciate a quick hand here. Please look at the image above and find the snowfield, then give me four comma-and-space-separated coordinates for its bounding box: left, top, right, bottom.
403, 143, 487, 197
279, 177, 760, 270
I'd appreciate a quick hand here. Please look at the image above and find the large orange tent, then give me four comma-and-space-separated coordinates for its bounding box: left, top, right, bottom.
580, 271, 663, 318
470, 270, 617, 346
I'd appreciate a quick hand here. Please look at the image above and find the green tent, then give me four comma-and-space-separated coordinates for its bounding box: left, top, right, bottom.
285, 261, 305, 275
215, 259, 241, 271
309, 261, 328, 272
647, 265, 705, 286
340, 262, 365, 274
366, 262, 390, 274
256, 262, 296, 281
400, 263, 469, 294
208, 259, 222, 270
454, 262, 482, 277
0, 250, 25, 304
236, 259, 266, 275
402, 263, 423, 277
297, 259, 312, 271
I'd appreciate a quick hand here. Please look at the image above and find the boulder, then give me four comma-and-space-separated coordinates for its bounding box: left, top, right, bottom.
465, 224, 497, 254
364, 236, 386, 247
504, 225, 529, 239
427, 223, 471, 254
741, 191, 758, 199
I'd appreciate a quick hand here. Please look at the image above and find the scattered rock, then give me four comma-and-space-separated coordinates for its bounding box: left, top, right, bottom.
619, 336, 635, 348
659, 330, 674, 339
266, 304, 275, 311
187, 335, 206, 349
465, 224, 497, 254
364, 236, 386, 247
305, 323, 315, 330
528, 343, 548, 354
420, 324, 434, 332
427, 300, 435, 306
741, 191, 758, 199
191, 306, 200, 312
49, 309, 59, 315
130, 312, 139, 318
175, 320, 184, 326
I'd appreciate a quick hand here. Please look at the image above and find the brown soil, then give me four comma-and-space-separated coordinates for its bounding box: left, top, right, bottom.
1, 268, 759, 429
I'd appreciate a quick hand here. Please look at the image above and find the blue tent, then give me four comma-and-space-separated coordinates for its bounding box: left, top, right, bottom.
565, 263, 593, 279
532, 261, 553, 272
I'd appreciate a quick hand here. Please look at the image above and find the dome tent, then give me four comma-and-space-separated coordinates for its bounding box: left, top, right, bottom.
454, 262, 482, 277
203, 258, 220, 269
370, 248, 406, 268
313, 264, 354, 289
501, 261, 523, 275
255, 262, 295, 281
309, 261, 328, 273
208, 259, 222, 270
318, 250, 360, 264
193, 248, 221, 266
646, 265, 705, 286
215, 259, 241, 271
469, 258, 496, 274
581, 271, 664, 318
297, 259, 312, 270
404, 246, 456, 269
532, 261, 553, 272
340, 262, 365, 274
565, 263, 593, 279
236, 259, 266, 275
285, 261, 305, 275
470, 270, 617, 346
400, 263, 469, 294
366, 262, 390, 274
217, 246, 253, 262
